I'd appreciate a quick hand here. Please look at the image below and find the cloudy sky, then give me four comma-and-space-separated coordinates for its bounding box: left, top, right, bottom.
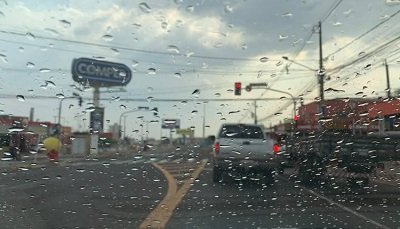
0, 0, 399, 139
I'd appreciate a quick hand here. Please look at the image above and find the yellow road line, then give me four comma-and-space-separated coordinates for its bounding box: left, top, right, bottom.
139, 159, 208, 229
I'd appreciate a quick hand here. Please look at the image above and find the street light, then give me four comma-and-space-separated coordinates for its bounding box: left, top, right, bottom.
118, 107, 150, 139
246, 83, 297, 119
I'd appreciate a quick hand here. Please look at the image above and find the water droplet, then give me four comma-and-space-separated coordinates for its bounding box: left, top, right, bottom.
191, 110, 198, 115
192, 89, 200, 97
45, 80, 56, 88
281, 12, 293, 17
102, 34, 113, 41
147, 96, 154, 102
259, 57, 269, 62
16, 95, 25, 102
59, 19, 71, 28
274, 112, 282, 116
186, 5, 194, 12
131, 60, 139, 67
359, 52, 366, 56
161, 21, 168, 30
86, 106, 96, 112
147, 87, 153, 92
56, 93, 65, 99
26, 62, 35, 68
332, 21, 342, 26
76, 168, 86, 173
26, 32, 35, 40
18, 47, 25, 52
39, 68, 51, 73
139, 2, 151, 13
279, 35, 289, 40
120, 104, 127, 109
214, 93, 221, 97
147, 68, 156, 75
174, 72, 182, 78
111, 48, 119, 55
0, 53, 8, 63
44, 28, 59, 36
224, 5, 233, 13
364, 64, 372, 71
167, 45, 180, 54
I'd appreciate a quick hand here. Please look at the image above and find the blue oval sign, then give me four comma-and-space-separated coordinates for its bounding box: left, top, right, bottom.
72, 58, 132, 87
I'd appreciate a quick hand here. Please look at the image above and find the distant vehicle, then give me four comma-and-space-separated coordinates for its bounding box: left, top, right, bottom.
212, 123, 280, 183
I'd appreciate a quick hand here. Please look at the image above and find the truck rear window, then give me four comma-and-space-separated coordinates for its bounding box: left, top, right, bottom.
219, 125, 264, 139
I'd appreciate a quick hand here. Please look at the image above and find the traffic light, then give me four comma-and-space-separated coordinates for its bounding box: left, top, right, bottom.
293, 115, 299, 129
234, 82, 241, 96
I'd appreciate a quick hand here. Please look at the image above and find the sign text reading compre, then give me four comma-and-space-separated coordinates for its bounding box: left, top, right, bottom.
72, 58, 132, 87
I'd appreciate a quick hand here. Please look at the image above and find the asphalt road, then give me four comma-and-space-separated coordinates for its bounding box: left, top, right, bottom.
0, 146, 399, 229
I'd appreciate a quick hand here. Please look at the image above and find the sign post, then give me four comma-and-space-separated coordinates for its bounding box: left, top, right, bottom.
72, 57, 132, 155
161, 119, 180, 145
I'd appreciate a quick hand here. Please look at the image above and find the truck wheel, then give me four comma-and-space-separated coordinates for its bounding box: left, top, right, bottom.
213, 166, 222, 183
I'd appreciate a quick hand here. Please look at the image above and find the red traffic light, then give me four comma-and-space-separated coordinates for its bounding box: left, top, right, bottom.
234, 82, 241, 96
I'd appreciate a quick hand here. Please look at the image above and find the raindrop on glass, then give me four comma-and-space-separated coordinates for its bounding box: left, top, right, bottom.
59, 19, 71, 28
279, 35, 289, 40
147, 87, 153, 92
26, 32, 35, 40
186, 5, 194, 12
147, 68, 156, 75
102, 34, 113, 41
224, 5, 233, 13
259, 57, 269, 62
16, 95, 25, 102
132, 60, 139, 67
167, 45, 180, 54
139, 2, 151, 13
56, 93, 65, 99
26, 62, 35, 68
174, 72, 182, 78
39, 68, 51, 73
192, 89, 200, 97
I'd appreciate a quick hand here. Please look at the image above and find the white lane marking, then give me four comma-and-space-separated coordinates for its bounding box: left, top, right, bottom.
278, 175, 390, 229
306, 189, 390, 229
158, 159, 168, 164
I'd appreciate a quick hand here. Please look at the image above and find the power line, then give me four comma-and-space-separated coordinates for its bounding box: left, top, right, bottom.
320, 0, 343, 23
325, 9, 400, 59
0, 29, 278, 62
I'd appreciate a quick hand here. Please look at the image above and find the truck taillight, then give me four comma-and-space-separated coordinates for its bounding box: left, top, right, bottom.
273, 144, 280, 154
214, 142, 220, 154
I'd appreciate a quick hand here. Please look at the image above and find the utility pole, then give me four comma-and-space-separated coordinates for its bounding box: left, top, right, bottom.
202, 103, 206, 138
318, 21, 325, 117
385, 59, 391, 98
254, 100, 257, 125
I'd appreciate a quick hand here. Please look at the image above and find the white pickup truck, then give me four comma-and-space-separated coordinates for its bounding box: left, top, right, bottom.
212, 123, 280, 183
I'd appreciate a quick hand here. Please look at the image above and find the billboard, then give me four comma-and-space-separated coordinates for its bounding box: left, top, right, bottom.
161, 119, 180, 129
72, 58, 132, 87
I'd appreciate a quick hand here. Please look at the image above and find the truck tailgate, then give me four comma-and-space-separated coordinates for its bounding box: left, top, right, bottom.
218, 138, 275, 160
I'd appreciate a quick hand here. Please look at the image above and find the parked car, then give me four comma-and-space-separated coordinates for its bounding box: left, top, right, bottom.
212, 123, 281, 183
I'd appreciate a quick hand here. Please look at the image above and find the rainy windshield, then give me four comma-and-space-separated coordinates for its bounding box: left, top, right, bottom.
0, 0, 399, 228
